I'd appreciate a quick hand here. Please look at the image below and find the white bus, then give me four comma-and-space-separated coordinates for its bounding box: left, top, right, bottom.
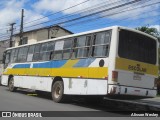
1, 26, 159, 102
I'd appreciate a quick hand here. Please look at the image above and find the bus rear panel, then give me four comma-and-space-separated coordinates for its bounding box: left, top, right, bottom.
108, 28, 158, 98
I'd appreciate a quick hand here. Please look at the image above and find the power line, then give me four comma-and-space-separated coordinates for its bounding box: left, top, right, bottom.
14, 0, 155, 34
23, 0, 142, 30
16, 0, 92, 26
0, 0, 159, 39
15, 0, 123, 30
62, 1, 160, 28
13, 0, 128, 32
69, 14, 160, 32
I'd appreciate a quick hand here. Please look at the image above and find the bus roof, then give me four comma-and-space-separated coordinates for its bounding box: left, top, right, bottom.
6, 26, 158, 50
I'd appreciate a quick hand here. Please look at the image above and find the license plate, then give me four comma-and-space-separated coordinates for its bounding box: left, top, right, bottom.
133, 73, 141, 80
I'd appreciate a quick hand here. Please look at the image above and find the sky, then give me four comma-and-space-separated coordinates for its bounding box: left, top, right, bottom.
0, 0, 160, 40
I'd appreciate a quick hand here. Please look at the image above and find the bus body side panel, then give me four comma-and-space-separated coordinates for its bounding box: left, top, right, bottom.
2, 57, 109, 95
63, 78, 108, 95
1, 75, 8, 86
63, 58, 109, 95
14, 76, 52, 92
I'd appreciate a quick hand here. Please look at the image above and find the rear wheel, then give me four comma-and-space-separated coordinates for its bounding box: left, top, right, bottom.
8, 77, 17, 92
51, 81, 69, 103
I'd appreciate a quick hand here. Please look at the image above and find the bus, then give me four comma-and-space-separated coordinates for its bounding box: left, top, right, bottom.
1, 26, 159, 102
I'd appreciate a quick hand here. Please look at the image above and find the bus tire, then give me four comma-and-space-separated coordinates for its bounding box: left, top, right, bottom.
8, 77, 17, 92
51, 81, 68, 103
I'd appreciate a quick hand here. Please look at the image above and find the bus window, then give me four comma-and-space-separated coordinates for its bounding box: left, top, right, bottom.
72, 35, 91, 58
47, 42, 55, 60
47, 42, 55, 51
40, 42, 48, 52
17, 47, 28, 62
10, 49, 15, 63
94, 32, 110, 45
92, 31, 110, 57
27, 45, 35, 62
34, 44, 41, 53
54, 50, 62, 60
39, 43, 48, 61
10, 49, 19, 63
33, 44, 41, 61
5, 50, 11, 64
118, 30, 156, 64
14, 49, 19, 62
53, 41, 64, 60
63, 39, 72, 59
92, 45, 108, 57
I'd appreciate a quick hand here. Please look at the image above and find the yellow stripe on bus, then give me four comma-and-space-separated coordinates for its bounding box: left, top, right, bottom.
116, 57, 158, 76
62, 59, 79, 68
4, 67, 108, 79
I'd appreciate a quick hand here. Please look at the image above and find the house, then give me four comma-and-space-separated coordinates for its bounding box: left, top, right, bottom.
14, 25, 73, 46
0, 39, 11, 63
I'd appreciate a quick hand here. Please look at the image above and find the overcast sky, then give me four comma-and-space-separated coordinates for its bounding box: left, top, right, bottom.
0, 0, 160, 40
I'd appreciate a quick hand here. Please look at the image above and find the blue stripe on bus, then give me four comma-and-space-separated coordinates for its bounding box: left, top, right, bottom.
12, 58, 95, 69
32, 60, 67, 68
13, 64, 30, 68
73, 58, 95, 67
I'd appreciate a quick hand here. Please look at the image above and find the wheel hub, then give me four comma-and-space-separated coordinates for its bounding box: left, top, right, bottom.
54, 86, 61, 98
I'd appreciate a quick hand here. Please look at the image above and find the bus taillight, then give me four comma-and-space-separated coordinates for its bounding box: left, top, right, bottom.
112, 71, 118, 82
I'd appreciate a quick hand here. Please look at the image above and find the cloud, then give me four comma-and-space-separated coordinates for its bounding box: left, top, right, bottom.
0, 0, 48, 37
0, 0, 24, 32
0, 0, 159, 40
34, 0, 160, 22
33, 0, 104, 14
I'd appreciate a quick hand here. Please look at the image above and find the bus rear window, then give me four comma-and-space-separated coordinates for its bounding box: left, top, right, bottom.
118, 29, 156, 64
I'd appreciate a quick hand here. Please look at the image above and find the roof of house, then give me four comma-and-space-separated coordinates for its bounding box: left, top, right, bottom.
14, 25, 73, 36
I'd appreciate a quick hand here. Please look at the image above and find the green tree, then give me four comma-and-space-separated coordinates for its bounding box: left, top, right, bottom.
135, 26, 160, 40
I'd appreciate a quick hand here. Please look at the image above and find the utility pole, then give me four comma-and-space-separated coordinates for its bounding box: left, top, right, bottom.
9, 23, 16, 47
19, 9, 24, 45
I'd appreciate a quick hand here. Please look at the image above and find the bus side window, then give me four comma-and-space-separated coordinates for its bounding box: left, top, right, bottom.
91, 31, 111, 57
47, 42, 55, 60
72, 35, 91, 58
10, 49, 19, 63
39, 42, 48, 61
33, 44, 42, 61
5, 50, 11, 64
10, 49, 15, 63
53, 41, 64, 60
14, 49, 19, 62
63, 39, 72, 59
27, 45, 35, 62
17, 47, 28, 62
53, 50, 62, 60
71, 38, 77, 59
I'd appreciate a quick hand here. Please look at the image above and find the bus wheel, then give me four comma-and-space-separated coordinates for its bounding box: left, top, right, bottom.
8, 77, 17, 92
51, 81, 68, 103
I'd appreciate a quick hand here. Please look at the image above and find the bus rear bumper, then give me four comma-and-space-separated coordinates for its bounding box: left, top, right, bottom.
107, 84, 157, 98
